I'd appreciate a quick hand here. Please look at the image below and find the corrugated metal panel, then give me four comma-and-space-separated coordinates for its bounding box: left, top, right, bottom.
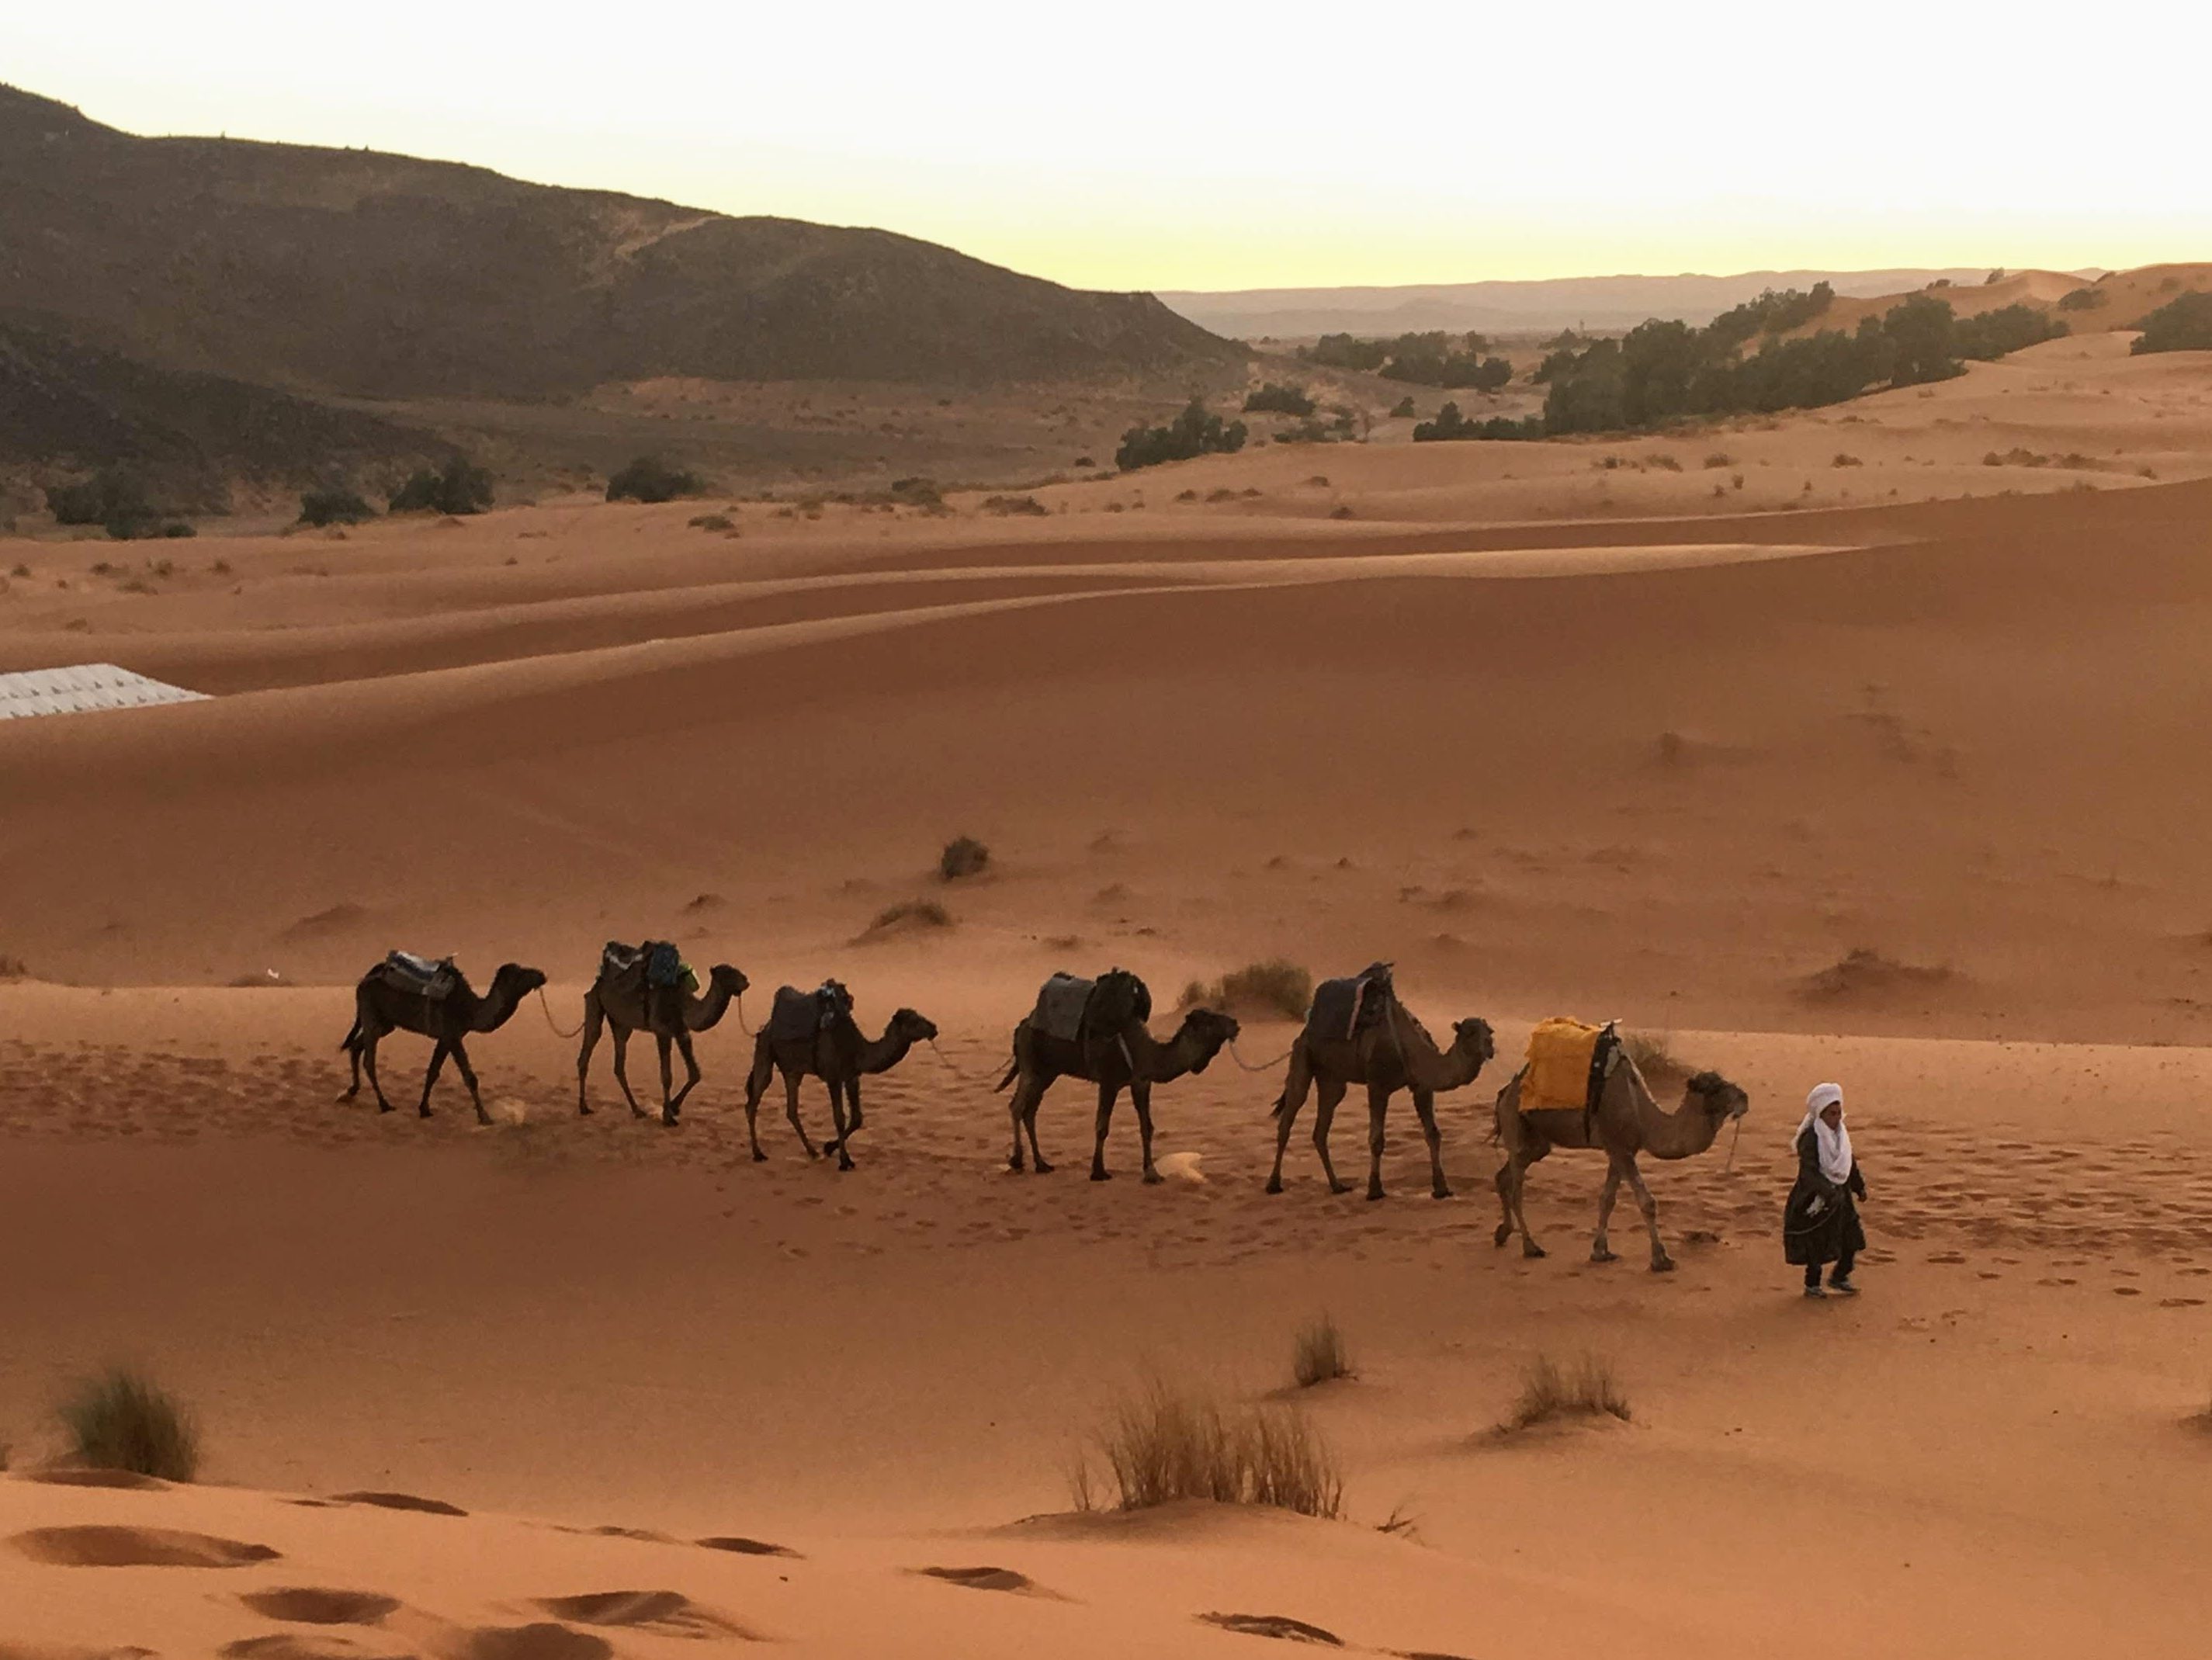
0, 663, 210, 720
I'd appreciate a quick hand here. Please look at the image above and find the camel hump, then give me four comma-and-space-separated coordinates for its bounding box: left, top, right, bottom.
766, 982, 850, 1045
1520, 1018, 1621, 1114
376, 951, 458, 1000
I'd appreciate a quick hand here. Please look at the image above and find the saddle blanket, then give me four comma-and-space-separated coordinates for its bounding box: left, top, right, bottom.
767, 981, 853, 1045
1304, 962, 1396, 1044
379, 951, 456, 1000
1032, 969, 1152, 1045
1520, 1017, 1619, 1114
600, 940, 699, 995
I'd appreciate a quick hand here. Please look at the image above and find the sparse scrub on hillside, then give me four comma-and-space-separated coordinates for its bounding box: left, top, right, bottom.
389, 456, 493, 516
1243, 383, 1316, 417
2057, 286, 2106, 313
1501, 1355, 1631, 1433
1954, 303, 2067, 361
939, 835, 990, 880
1070, 1378, 1343, 1519
57, 1367, 200, 1481
2131, 292, 2212, 355
1292, 1314, 1354, 1388
605, 456, 703, 504
857, 899, 953, 942
889, 477, 945, 510
1298, 330, 1509, 390
688, 512, 735, 531
1116, 400, 1249, 471
1182, 958, 1311, 1020
980, 494, 1049, 515
298, 487, 374, 527
45, 470, 176, 540
1390, 396, 1416, 418
1413, 402, 1544, 443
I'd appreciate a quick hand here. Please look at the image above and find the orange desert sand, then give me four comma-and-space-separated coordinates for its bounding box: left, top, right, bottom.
3, 340, 2212, 1658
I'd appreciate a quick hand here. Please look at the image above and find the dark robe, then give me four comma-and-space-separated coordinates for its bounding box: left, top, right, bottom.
1783, 1121, 1867, 1267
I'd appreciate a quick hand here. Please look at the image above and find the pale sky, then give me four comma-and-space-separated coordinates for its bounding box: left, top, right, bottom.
12, 1, 2206, 293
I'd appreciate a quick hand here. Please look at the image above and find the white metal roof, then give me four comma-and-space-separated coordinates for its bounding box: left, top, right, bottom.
0, 663, 209, 720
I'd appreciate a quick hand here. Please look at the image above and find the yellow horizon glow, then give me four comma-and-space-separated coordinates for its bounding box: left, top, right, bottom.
12, 2, 2206, 295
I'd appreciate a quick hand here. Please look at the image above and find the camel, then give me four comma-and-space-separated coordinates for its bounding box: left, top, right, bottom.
1266, 1005, 1496, 1201
575, 953, 750, 1126
996, 1006, 1240, 1183
1491, 1062, 1749, 1272
340, 959, 547, 1124
740, 986, 938, 1170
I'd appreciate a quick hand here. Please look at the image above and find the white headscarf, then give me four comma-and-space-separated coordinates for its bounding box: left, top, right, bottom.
1799, 1083, 1853, 1184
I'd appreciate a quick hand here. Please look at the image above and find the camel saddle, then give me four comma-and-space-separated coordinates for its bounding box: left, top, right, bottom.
767, 980, 855, 1045
600, 940, 698, 996
1304, 962, 1397, 1044
1033, 968, 1152, 1046
1519, 1017, 1624, 1119
377, 951, 458, 1001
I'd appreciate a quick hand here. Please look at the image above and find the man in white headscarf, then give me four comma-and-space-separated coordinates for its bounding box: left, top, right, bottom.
1783, 1082, 1867, 1298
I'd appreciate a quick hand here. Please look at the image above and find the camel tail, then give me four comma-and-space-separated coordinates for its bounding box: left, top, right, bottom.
1271, 1090, 1290, 1121
993, 1056, 1019, 1093
339, 1020, 362, 1055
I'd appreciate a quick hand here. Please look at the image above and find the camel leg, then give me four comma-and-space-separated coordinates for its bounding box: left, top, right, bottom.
742, 1038, 774, 1160
663, 1031, 702, 1125
448, 1038, 490, 1126
784, 1069, 820, 1159
1413, 1088, 1451, 1200
1266, 1045, 1313, 1194
1132, 1082, 1160, 1184
1591, 1159, 1624, 1263
1495, 1144, 1549, 1258
1621, 1158, 1674, 1273
1089, 1080, 1122, 1182
360, 1032, 395, 1114
1312, 1079, 1353, 1195
1024, 1093, 1052, 1173
1364, 1082, 1393, 1201
574, 998, 604, 1115
827, 1079, 857, 1172
610, 1028, 647, 1119
654, 1034, 675, 1120
416, 1041, 449, 1118
1005, 1075, 1031, 1171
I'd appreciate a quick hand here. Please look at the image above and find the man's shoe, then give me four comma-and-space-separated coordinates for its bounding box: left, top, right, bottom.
1829, 1276, 1860, 1297
1804, 1284, 1828, 1299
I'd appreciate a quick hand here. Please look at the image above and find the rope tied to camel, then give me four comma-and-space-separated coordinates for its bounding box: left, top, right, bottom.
1226, 1036, 1293, 1073
535, 986, 584, 1040
927, 1038, 1008, 1084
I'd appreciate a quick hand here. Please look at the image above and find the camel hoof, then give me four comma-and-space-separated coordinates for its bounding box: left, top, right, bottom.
1493, 1224, 1514, 1248
1264, 1177, 1284, 1195
577, 1104, 592, 1117
1432, 1186, 1453, 1201
661, 1114, 679, 1128
1142, 1170, 1163, 1186
837, 1159, 855, 1173
1650, 1256, 1676, 1274
1090, 1169, 1113, 1183
1523, 1242, 1548, 1260
1591, 1247, 1619, 1264
1329, 1182, 1354, 1197
1366, 1188, 1385, 1203
752, 1151, 768, 1163
1033, 1159, 1054, 1175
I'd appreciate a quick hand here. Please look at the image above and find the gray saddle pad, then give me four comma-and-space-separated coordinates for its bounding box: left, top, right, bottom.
600, 941, 646, 979
380, 951, 456, 1000
1034, 973, 1095, 1044
767, 981, 852, 1045
1304, 962, 1396, 1044
1032, 969, 1151, 1045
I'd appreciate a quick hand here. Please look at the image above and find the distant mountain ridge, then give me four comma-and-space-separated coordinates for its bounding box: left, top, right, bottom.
1160, 269, 2101, 339
0, 81, 1236, 477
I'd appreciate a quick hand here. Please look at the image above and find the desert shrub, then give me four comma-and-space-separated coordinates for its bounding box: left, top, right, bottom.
0, 954, 28, 979
390, 457, 493, 516
688, 512, 735, 531
1413, 402, 1544, 442
1184, 958, 1310, 1019
939, 835, 990, 879
980, 494, 1049, 516
2057, 286, 2106, 312
1116, 400, 1249, 471
57, 1367, 199, 1480
889, 477, 944, 509
1243, 383, 1316, 417
1649, 453, 1682, 472
606, 456, 702, 504
1705, 282, 1834, 348
1702, 452, 1733, 468
298, 487, 374, 527
1298, 333, 1389, 372
1502, 1355, 1630, 1432
1832, 452, 1864, 467
860, 899, 952, 938
1954, 303, 2067, 361
1070, 1378, 1342, 1519
45, 470, 175, 539
1389, 396, 1416, 418
2131, 292, 2212, 355
1292, 1315, 1354, 1388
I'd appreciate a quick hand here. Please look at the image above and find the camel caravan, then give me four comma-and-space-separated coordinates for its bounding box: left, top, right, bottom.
339, 947, 1749, 1270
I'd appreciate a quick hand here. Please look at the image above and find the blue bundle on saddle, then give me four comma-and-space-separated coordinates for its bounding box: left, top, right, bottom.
600, 939, 698, 996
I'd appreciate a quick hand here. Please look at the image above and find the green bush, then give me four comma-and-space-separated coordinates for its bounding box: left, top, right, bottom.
389, 456, 494, 516
1243, 383, 1316, 416
57, 1367, 199, 1481
1413, 402, 1545, 442
1389, 396, 1416, 418
1116, 399, 1248, 470
1955, 303, 2067, 361
605, 456, 702, 504
2057, 286, 2106, 312
299, 487, 375, 527
2131, 291, 2212, 355
46, 470, 172, 539
939, 835, 990, 879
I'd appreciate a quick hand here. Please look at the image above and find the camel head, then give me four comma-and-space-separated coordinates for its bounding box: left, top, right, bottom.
1177, 1007, 1241, 1073
492, 963, 549, 1000
706, 963, 751, 999
889, 1007, 938, 1043
1683, 1069, 1749, 1123
1451, 1017, 1496, 1067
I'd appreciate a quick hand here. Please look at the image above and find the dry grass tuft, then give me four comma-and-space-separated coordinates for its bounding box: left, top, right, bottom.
0, 954, 27, 980
1501, 1355, 1631, 1433
1291, 1314, 1354, 1388
57, 1367, 200, 1481
1070, 1378, 1343, 1519
1182, 959, 1311, 1020
939, 835, 991, 880
1621, 1029, 1688, 1083
856, 899, 954, 942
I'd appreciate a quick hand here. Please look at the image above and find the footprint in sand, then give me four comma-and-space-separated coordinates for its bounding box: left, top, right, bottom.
1197, 1612, 1343, 1644
535, 1591, 757, 1641
911, 1565, 1064, 1599
10, 1526, 280, 1568
240, 1589, 401, 1627
2113, 1286, 2143, 1297
452, 1625, 610, 1660
694, 1536, 802, 1559
23, 1468, 168, 1492
2159, 1297, 2207, 1308
328, 1491, 467, 1517
221, 1638, 405, 1660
